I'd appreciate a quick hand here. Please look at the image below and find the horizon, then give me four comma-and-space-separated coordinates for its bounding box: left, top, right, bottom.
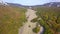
2, 0, 60, 6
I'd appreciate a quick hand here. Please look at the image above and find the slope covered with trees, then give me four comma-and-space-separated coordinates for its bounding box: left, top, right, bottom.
31, 7, 60, 34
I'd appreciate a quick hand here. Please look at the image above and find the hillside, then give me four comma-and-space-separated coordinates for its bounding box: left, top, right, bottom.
0, 2, 60, 34
31, 2, 60, 9
0, 5, 27, 34
31, 7, 60, 34
43, 2, 60, 7
7, 3, 29, 8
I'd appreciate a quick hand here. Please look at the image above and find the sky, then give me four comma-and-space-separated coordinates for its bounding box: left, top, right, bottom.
2, 0, 60, 6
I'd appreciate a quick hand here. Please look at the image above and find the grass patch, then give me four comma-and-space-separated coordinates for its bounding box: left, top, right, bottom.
33, 26, 40, 33
31, 7, 60, 34
0, 5, 27, 34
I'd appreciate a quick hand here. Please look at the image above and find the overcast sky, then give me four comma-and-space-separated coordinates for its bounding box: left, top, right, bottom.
2, 0, 60, 6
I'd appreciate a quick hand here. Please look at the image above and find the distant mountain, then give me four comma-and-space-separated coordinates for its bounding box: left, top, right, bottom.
7, 3, 29, 8
7, 3, 23, 7
0, 2, 60, 9
43, 2, 60, 7
29, 2, 60, 10
0, 2, 8, 5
